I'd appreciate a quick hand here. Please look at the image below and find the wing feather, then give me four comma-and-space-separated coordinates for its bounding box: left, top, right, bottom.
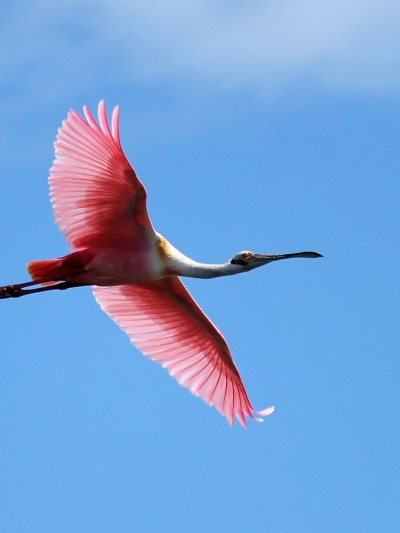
93, 277, 274, 427
49, 101, 155, 249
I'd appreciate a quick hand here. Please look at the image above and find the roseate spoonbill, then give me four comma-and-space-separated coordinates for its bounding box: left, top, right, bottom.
0, 102, 322, 427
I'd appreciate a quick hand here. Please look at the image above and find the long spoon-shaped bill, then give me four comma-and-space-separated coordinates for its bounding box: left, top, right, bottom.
257, 251, 323, 264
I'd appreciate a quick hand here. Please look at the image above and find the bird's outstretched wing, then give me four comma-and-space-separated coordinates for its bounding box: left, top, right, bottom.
93, 277, 274, 427
50, 101, 155, 249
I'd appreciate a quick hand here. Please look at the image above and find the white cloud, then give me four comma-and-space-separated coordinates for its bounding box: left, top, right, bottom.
1, 0, 400, 114
100, 0, 400, 95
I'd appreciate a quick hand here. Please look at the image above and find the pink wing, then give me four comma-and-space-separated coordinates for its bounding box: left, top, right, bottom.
93, 277, 274, 427
50, 101, 155, 249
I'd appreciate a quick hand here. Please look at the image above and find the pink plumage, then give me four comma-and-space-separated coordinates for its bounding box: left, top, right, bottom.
49, 101, 273, 426
2, 100, 321, 426
94, 278, 274, 427
50, 101, 154, 249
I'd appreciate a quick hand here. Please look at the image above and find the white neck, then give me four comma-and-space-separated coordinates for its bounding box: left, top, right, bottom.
162, 237, 241, 279
178, 259, 241, 279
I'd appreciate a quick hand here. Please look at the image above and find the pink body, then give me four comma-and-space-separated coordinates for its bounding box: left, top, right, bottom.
69, 244, 163, 286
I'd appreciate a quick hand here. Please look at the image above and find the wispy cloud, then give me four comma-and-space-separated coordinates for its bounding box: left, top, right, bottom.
103, 0, 400, 95
1, 0, 400, 116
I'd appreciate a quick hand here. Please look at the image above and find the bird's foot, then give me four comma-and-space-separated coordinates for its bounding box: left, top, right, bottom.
0, 285, 23, 299
0, 280, 88, 299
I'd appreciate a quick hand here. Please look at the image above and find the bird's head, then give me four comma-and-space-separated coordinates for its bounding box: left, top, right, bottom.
230, 250, 323, 271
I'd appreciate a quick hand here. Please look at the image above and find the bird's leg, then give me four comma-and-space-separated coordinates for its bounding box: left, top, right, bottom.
0, 281, 88, 299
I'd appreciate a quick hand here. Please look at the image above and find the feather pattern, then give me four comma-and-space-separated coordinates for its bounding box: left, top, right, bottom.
94, 277, 274, 427
49, 100, 155, 249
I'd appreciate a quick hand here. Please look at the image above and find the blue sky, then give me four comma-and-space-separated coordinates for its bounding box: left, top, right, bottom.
1, 1, 399, 532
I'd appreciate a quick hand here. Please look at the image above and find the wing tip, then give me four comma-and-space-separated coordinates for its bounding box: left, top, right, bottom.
224, 405, 275, 428
258, 405, 275, 417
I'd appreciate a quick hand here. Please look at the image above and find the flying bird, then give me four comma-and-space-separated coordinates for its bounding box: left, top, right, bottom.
0, 102, 322, 427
